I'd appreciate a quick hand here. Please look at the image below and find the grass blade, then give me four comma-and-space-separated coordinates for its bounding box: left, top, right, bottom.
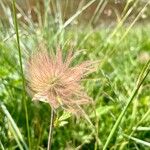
0, 103, 28, 150
132, 127, 150, 131
103, 59, 150, 150
0, 140, 5, 150
130, 109, 150, 136
124, 134, 150, 147
52, 0, 97, 41
12, 0, 30, 148
61, 0, 96, 30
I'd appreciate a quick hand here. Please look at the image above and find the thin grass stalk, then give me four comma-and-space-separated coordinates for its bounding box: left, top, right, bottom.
8, 0, 35, 30
52, 0, 97, 42
8, 121, 24, 150
77, 30, 93, 48
12, 0, 30, 148
44, 0, 52, 28
118, 1, 150, 43
56, 0, 64, 45
130, 108, 150, 136
47, 108, 55, 150
89, 0, 104, 25
103, 60, 150, 150
133, 127, 150, 131
36, 1, 43, 28
107, 0, 139, 40
100, 1, 150, 68
129, 98, 138, 129
121, 0, 132, 18
36, 124, 44, 150
92, 0, 139, 65
77, 105, 102, 147
0, 103, 28, 150
63, 0, 69, 20
0, 140, 5, 150
92, 100, 100, 150
62, 0, 96, 29
92, 0, 108, 26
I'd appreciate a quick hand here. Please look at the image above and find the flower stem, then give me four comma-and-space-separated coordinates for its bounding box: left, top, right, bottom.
47, 108, 55, 150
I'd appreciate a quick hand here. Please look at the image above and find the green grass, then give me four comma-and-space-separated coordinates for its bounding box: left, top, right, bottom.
0, 0, 150, 150
12, 0, 30, 148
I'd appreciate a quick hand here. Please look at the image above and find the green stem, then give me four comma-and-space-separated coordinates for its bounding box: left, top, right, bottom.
103, 60, 150, 150
12, 0, 30, 149
47, 108, 55, 150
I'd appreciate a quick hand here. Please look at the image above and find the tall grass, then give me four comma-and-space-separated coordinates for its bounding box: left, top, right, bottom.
103, 60, 150, 149
0, 103, 28, 149
12, 0, 30, 149
0, 0, 150, 149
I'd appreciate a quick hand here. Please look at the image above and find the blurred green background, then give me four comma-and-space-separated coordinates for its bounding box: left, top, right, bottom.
0, 0, 150, 150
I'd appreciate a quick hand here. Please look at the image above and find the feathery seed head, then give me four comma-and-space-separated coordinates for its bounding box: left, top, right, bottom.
26, 47, 95, 114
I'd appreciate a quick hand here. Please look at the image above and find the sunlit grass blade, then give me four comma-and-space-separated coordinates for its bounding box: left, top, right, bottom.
103, 59, 150, 150
0, 103, 28, 150
124, 134, 150, 147
132, 127, 150, 131
121, 0, 133, 18
12, 0, 30, 148
0, 140, 5, 150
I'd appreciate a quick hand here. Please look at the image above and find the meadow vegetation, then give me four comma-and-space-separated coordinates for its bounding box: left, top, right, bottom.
0, 0, 150, 149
